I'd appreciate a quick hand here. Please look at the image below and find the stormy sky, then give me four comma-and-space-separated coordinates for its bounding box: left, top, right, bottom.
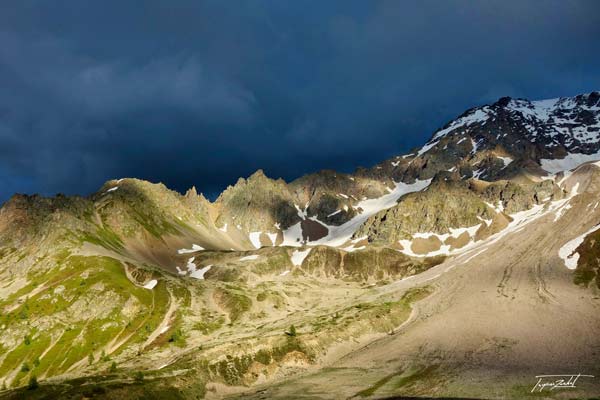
1, 1, 599, 202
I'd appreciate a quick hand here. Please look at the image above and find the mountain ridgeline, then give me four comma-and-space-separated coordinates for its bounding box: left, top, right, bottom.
0, 92, 599, 399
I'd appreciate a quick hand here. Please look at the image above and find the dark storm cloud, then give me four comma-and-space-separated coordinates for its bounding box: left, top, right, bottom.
1, 0, 599, 201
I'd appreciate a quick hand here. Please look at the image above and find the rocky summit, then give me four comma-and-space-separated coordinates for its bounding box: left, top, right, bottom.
1, 92, 600, 399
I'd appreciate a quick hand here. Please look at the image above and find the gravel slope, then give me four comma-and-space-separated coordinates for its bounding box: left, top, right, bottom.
232, 165, 600, 400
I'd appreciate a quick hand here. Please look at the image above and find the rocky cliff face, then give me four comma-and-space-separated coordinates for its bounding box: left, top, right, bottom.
354, 173, 566, 246
2, 93, 596, 254
214, 170, 299, 232
354, 175, 496, 243
1, 93, 597, 256
373, 91, 600, 183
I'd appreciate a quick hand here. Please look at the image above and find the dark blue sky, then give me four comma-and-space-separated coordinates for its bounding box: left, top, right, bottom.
1, 1, 599, 202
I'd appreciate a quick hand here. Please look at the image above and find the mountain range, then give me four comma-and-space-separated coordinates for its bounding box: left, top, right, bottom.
1, 92, 599, 399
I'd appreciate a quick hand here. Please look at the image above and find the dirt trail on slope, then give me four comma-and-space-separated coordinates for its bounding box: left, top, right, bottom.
142, 287, 178, 349
234, 169, 600, 399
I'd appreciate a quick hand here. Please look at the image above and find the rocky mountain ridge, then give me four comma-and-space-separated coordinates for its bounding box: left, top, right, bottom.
0, 92, 599, 398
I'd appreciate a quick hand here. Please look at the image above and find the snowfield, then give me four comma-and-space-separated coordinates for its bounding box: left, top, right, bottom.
282, 179, 431, 248
540, 150, 600, 174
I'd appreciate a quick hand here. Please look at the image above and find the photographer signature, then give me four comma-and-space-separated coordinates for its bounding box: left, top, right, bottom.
531, 374, 594, 392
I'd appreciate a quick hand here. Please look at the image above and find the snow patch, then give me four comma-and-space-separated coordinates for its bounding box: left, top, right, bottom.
484, 201, 504, 213
558, 225, 599, 270
291, 249, 311, 266
179, 257, 212, 279
190, 264, 212, 280
159, 325, 170, 334
249, 232, 263, 249
341, 245, 366, 252
470, 138, 480, 155
266, 232, 277, 245
239, 255, 260, 261
553, 203, 572, 222
327, 209, 342, 218
415, 140, 439, 157
143, 279, 157, 290
431, 108, 491, 142
294, 204, 308, 219
281, 222, 304, 247
472, 168, 486, 179
177, 244, 204, 254
540, 150, 600, 174
497, 156, 513, 168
